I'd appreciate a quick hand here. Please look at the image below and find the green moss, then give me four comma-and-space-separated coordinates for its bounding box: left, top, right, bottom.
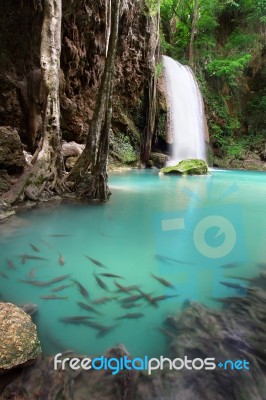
160, 159, 209, 175
111, 133, 138, 165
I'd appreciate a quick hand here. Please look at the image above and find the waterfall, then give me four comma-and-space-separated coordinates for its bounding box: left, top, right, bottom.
162, 55, 208, 165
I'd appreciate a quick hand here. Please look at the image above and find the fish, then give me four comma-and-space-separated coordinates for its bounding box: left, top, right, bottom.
151, 273, 175, 289
81, 321, 108, 330
19, 274, 71, 287
114, 282, 139, 294
17, 254, 48, 263
47, 234, 71, 237
256, 263, 266, 270
210, 296, 239, 304
155, 326, 176, 339
40, 295, 68, 300
82, 321, 118, 337
92, 296, 118, 305
96, 324, 119, 338
120, 294, 144, 303
84, 255, 107, 269
219, 263, 239, 269
59, 316, 93, 324
224, 275, 253, 282
155, 254, 193, 265
93, 271, 109, 291
116, 312, 144, 320
58, 253, 65, 266
51, 284, 73, 292
152, 294, 179, 302
27, 268, 37, 278
6, 259, 16, 270
219, 281, 246, 291
121, 303, 141, 309
99, 273, 124, 279
137, 289, 158, 308
71, 279, 90, 300
77, 301, 102, 315
0, 272, 8, 279
30, 243, 40, 253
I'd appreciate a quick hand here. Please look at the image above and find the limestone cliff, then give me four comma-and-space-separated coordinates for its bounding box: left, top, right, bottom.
0, 0, 159, 169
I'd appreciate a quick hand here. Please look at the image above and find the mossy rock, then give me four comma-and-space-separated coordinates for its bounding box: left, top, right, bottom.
0, 302, 42, 373
160, 159, 209, 175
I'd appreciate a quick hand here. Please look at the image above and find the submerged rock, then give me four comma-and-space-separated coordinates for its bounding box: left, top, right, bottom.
160, 159, 209, 175
0, 302, 41, 373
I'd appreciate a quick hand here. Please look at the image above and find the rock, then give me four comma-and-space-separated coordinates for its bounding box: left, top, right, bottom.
0, 200, 15, 221
0, 170, 11, 195
150, 152, 169, 168
0, 127, 25, 173
61, 140, 85, 158
65, 156, 78, 171
0, 302, 41, 373
160, 159, 209, 175
23, 150, 33, 166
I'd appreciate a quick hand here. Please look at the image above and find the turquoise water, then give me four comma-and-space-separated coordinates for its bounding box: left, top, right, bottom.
0, 169, 265, 358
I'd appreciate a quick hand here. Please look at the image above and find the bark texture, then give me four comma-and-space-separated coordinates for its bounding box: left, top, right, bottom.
38, 0, 63, 186
67, 0, 121, 202
140, 1, 160, 166
2, 0, 63, 204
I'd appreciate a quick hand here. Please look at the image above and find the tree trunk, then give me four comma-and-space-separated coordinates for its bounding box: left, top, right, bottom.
67, 0, 121, 202
38, 0, 63, 185
188, 0, 199, 69
140, 1, 160, 166
2, 0, 63, 204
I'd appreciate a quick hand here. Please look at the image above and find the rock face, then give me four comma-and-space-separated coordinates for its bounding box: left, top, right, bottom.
160, 159, 209, 175
0, 127, 25, 173
150, 152, 169, 168
0, 1, 159, 165
0, 302, 41, 373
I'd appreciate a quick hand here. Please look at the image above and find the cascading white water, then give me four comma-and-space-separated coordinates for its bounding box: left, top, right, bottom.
162, 55, 208, 165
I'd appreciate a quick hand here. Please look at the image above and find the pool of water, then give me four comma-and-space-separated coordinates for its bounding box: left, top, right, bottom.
0, 169, 265, 358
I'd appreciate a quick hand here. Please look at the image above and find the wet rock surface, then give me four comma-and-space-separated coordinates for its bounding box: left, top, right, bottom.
160, 159, 209, 175
0, 127, 25, 173
150, 152, 169, 168
0, 1, 153, 167
0, 302, 41, 373
0, 200, 16, 221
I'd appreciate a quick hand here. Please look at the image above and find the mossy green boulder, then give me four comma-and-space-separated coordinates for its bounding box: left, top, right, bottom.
160, 159, 209, 175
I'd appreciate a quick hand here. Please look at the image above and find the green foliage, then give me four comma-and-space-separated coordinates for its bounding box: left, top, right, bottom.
112, 134, 138, 164
146, 0, 160, 14
159, 0, 265, 163
206, 54, 251, 86
246, 94, 266, 131
155, 62, 164, 78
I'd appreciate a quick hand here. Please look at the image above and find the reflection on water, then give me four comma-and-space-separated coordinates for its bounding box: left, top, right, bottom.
0, 169, 265, 358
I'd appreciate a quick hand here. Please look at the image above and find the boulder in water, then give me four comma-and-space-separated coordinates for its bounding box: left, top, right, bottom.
0, 302, 41, 373
160, 159, 209, 175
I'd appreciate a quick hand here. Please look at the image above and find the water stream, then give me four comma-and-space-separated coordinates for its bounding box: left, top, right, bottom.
0, 170, 265, 358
